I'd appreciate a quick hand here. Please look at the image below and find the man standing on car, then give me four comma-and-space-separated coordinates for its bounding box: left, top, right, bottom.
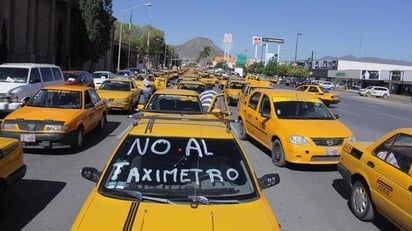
142, 75, 154, 104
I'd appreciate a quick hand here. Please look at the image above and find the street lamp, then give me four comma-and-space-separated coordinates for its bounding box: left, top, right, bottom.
117, 2, 152, 72
294, 32, 302, 63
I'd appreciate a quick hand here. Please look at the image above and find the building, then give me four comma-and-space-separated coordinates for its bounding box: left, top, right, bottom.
307, 58, 412, 95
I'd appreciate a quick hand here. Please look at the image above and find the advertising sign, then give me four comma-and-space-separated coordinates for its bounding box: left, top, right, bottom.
361, 70, 379, 80
262, 37, 285, 43
224, 33, 232, 43
253, 36, 262, 45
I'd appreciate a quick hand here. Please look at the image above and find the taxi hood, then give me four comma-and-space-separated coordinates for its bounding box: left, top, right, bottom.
279, 119, 353, 137
72, 193, 280, 231
5, 106, 81, 121
97, 90, 132, 98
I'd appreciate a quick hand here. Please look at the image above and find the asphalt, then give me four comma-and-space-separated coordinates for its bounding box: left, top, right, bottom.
337, 88, 412, 105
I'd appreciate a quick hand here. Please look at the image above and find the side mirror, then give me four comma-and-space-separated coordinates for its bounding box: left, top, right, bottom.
258, 173, 280, 190
81, 167, 101, 183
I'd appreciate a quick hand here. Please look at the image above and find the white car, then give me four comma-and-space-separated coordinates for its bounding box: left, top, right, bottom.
358, 86, 390, 98
318, 80, 335, 90
91, 71, 116, 89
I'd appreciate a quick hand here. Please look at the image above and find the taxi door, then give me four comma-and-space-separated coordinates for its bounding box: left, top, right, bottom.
366, 143, 412, 230
84, 89, 106, 131
239, 91, 262, 140
254, 94, 273, 148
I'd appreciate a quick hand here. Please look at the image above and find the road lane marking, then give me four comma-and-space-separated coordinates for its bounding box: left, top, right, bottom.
378, 112, 412, 122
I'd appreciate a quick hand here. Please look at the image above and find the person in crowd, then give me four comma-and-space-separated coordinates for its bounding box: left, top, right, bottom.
199, 84, 217, 111
142, 75, 154, 104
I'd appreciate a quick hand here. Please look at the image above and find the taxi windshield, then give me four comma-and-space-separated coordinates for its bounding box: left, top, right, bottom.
99, 136, 257, 201
274, 101, 334, 120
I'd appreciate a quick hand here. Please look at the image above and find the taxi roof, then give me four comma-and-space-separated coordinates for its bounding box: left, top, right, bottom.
152, 88, 199, 96
42, 84, 92, 91
254, 89, 322, 101
128, 115, 234, 139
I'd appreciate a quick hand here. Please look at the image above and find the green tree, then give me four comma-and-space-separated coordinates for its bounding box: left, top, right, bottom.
263, 56, 277, 76
196, 46, 211, 63
79, 0, 114, 70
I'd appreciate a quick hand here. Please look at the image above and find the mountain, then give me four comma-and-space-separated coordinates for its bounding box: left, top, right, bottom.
173, 37, 224, 64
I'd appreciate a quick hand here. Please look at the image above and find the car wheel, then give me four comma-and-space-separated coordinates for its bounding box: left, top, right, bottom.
271, 139, 286, 167
366, 92, 371, 97
350, 181, 375, 221
238, 119, 248, 140
382, 94, 388, 99
72, 127, 84, 150
98, 114, 107, 130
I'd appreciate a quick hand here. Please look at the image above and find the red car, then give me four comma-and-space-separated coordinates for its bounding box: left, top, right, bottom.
63, 70, 94, 88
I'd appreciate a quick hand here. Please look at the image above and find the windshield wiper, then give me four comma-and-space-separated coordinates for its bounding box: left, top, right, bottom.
188, 195, 239, 205
111, 189, 172, 204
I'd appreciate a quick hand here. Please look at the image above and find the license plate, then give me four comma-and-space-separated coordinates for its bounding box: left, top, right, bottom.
20, 134, 35, 143
325, 147, 338, 156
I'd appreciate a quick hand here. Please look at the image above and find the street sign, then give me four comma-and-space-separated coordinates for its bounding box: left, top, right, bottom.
236, 54, 247, 65
262, 37, 284, 43
252, 36, 262, 45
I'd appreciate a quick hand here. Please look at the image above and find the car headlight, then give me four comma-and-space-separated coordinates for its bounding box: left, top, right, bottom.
2, 123, 18, 130
46, 124, 68, 131
9, 93, 19, 103
289, 135, 309, 145
347, 136, 356, 142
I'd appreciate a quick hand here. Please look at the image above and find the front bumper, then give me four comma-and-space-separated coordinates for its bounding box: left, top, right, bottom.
0, 130, 77, 147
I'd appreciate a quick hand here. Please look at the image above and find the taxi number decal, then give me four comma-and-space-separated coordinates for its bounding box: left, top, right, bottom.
342, 144, 352, 154
376, 179, 393, 197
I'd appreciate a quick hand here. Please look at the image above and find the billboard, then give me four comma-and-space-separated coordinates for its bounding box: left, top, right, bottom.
253, 36, 262, 45
224, 33, 232, 43
262, 37, 285, 43
361, 70, 379, 80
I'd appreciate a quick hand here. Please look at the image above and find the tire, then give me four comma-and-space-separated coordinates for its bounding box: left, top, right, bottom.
271, 139, 286, 167
238, 119, 248, 140
366, 92, 371, 97
350, 181, 375, 221
382, 94, 388, 99
97, 114, 107, 130
72, 127, 84, 150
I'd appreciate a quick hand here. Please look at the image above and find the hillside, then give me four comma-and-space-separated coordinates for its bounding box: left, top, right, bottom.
174, 37, 224, 64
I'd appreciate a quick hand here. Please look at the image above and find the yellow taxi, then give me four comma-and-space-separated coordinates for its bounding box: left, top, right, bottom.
153, 75, 168, 91
217, 74, 230, 89
199, 73, 218, 88
237, 89, 354, 167
244, 74, 272, 86
137, 88, 202, 114
295, 84, 340, 106
238, 84, 274, 106
71, 115, 281, 231
0, 137, 26, 205
97, 78, 141, 113
0, 85, 108, 149
131, 73, 146, 89
224, 79, 246, 106
337, 128, 412, 231
175, 80, 206, 94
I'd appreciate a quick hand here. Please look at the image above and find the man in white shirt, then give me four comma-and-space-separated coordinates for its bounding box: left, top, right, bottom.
199, 84, 217, 112
142, 75, 154, 104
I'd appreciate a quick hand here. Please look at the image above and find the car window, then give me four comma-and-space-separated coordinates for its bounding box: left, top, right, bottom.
40, 67, 54, 82
27, 89, 81, 109
29, 68, 41, 83
259, 95, 271, 115
99, 136, 257, 200
248, 92, 261, 110
88, 89, 101, 104
52, 67, 63, 81
373, 133, 412, 174
0, 67, 29, 83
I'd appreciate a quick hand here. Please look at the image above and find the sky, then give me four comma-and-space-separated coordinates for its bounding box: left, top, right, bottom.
112, 0, 412, 62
